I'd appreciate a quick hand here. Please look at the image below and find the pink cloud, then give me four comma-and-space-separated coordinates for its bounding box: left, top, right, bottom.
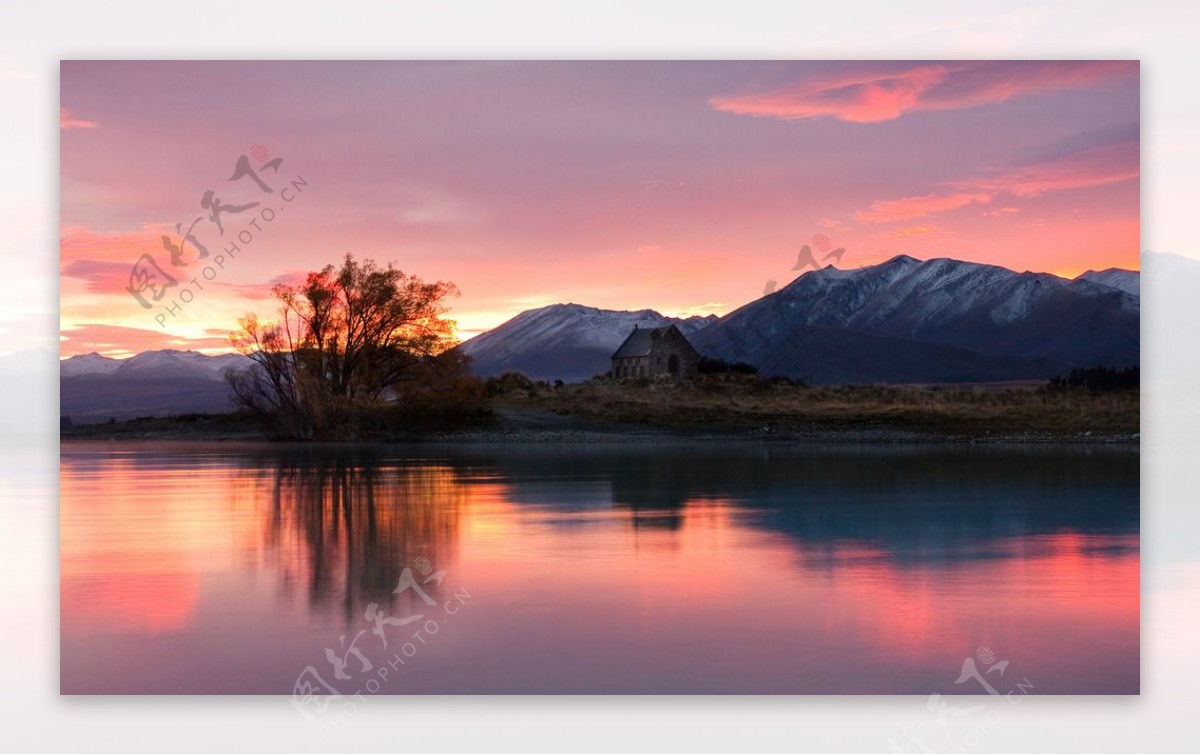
62, 225, 267, 296
60, 107, 98, 130
61, 323, 231, 356
61, 259, 137, 295
710, 61, 1135, 124
963, 141, 1138, 197
857, 140, 1137, 223
61, 226, 161, 266
220, 270, 311, 301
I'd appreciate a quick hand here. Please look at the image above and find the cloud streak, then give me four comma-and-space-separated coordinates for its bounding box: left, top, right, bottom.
856, 140, 1138, 223
61, 259, 137, 296
61, 226, 162, 266
857, 193, 993, 223
60, 323, 229, 355
965, 141, 1138, 198
710, 61, 1135, 124
60, 107, 98, 130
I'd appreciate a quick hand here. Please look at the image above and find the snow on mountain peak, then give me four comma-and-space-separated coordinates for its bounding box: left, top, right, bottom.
1077, 268, 1140, 297
61, 349, 250, 380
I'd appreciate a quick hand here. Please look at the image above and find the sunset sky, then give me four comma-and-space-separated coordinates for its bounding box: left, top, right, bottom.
60, 60, 1140, 357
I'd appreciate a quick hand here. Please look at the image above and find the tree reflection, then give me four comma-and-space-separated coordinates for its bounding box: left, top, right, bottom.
241, 448, 465, 620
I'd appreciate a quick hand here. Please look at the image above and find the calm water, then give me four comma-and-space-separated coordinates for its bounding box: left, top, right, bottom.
60, 441, 1138, 695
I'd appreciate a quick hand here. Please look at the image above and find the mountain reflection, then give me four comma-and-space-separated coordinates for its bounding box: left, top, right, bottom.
234, 443, 1138, 606
443, 444, 1139, 555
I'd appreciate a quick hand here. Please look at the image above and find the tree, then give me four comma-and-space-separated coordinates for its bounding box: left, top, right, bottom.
228, 254, 466, 438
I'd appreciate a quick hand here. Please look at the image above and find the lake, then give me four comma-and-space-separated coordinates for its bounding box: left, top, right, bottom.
60, 441, 1139, 696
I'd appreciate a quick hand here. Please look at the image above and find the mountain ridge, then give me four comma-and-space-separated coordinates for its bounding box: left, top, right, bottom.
461, 255, 1140, 385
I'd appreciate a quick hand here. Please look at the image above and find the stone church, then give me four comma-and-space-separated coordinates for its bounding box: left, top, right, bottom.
610, 324, 700, 379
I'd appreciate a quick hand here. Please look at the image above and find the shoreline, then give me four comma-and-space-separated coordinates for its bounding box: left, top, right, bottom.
59, 411, 1140, 446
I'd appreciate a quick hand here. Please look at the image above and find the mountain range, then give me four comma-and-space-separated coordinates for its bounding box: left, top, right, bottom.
60, 350, 251, 423
459, 256, 1139, 385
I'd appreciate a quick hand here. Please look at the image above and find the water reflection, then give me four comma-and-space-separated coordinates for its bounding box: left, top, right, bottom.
243, 449, 464, 619
60, 442, 1138, 694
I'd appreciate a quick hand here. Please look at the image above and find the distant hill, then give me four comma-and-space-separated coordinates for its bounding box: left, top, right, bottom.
457, 303, 717, 381
60, 349, 251, 423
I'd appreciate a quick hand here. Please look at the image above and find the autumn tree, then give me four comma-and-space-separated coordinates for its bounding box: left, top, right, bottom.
228, 254, 478, 439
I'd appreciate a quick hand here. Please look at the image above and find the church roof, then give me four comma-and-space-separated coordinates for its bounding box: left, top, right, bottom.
612, 325, 674, 359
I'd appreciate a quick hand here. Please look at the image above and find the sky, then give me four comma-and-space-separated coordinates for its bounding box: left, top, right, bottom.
59, 60, 1140, 357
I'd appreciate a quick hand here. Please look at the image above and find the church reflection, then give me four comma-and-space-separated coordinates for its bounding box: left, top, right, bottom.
432, 444, 1139, 557
227, 443, 1138, 620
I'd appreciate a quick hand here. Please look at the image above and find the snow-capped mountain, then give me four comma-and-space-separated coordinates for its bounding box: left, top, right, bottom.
58, 352, 122, 377
456, 257, 1138, 385
60, 349, 251, 379
1077, 268, 1140, 297
692, 255, 1139, 384
110, 349, 251, 379
60, 349, 251, 423
458, 303, 717, 381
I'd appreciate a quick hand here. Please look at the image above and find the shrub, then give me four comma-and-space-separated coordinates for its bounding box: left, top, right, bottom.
1049, 366, 1139, 392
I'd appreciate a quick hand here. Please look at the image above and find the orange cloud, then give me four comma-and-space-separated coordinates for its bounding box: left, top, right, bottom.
60, 107, 98, 130
856, 192, 992, 223
710, 61, 1134, 124
885, 224, 953, 241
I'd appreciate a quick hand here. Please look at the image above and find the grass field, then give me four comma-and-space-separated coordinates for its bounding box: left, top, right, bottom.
61, 373, 1140, 442
500, 374, 1139, 439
